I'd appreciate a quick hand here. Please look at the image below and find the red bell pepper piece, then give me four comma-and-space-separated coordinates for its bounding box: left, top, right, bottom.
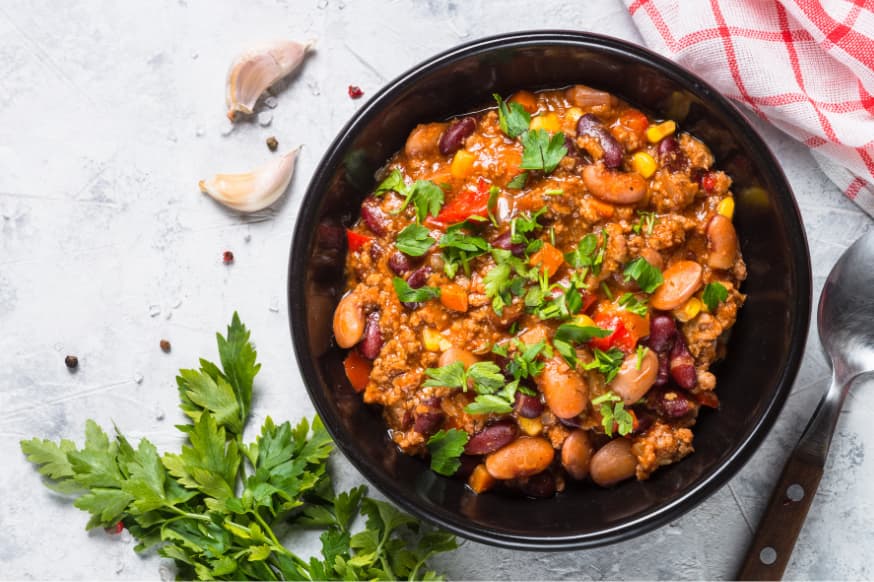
346, 229, 371, 252
589, 313, 636, 353
428, 177, 491, 227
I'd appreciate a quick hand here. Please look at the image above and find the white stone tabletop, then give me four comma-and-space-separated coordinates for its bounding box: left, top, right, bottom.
1, 0, 872, 579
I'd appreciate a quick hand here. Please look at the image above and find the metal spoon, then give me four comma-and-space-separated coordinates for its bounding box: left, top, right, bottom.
737, 230, 874, 580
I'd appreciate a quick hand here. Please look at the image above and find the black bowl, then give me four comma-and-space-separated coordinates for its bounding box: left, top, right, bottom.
288, 31, 811, 550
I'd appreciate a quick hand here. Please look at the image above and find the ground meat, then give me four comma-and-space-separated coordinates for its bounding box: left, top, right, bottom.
648, 170, 700, 212
632, 422, 694, 480
680, 134, 714, 170
646, 213, 689, 250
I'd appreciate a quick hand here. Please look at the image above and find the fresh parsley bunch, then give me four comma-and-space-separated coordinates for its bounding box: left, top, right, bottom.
21, 314, 457, 581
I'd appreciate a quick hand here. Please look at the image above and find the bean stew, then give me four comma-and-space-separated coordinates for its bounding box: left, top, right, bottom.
332, 85, 746, 498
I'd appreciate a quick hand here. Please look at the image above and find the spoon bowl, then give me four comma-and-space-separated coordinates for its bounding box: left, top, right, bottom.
739, 230, 874, 580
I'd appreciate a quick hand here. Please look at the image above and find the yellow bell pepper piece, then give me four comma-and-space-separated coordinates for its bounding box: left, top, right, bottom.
450, 149, 476, 179
530, 112, 561, 133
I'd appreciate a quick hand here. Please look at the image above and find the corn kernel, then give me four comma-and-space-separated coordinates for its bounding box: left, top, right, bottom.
438, 337, 452, 351
422, 328, 442, 352
565, 107, 584, 124
518, 416, 543, 436
530, 112, 561, 133
674, 297, 702, 322
717, 197, 735, 219
450, 149, 476, 179
645, 120, 677, 143
573, 314, 596, 328
631, 151, 658, 178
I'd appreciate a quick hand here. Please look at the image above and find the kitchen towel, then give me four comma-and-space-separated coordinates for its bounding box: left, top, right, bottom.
625, 0, 874, 216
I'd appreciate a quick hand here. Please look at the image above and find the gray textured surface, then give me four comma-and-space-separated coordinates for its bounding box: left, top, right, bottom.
1, 0, 872, 579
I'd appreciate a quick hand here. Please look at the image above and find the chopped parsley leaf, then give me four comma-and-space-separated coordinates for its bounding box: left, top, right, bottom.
583, 348, 625, 383
493, 93, 531, 138
594, 392, 634, 437
374, 168, 406, 196
510, 207, 546, 245
702, 282, 729, 311
554, 324, 611, 344
632, 210, 657, 235
426, 429, 469, 475
636, 345, 649, 370
623, 256, 664, 293
397, 180, 445, 222
395, 223, 435, 256
392, 277, 440, 303
565, 231, 609, 275
507, 172, 529, 189
617, 292, 648, 317
465, 395, 514, 415
520, 129, 568, 174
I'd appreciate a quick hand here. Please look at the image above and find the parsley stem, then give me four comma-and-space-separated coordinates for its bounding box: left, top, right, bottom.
252, 510, 291, 556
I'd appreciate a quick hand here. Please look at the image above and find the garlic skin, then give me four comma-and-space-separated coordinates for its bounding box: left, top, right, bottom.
226, 40, 314, 120
199, 148, 300, 212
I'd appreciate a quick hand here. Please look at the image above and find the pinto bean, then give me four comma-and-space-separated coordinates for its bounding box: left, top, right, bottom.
492, 231, 526, 256
439, 117, 476, 156
465, 420, 518, 455
639, 247, 664, 270
650, 260, 703, 311
565, 85, 616, 109
590, 439, 637, 487
582, 163, 647, 204
360, 200, 388, 236
669, 335, 697, 389
359, 312, 382, 359
706, 215, 739, 270
333, 293, 365, 348
514, 391, 544, 419
561, 429, 593, 480
611, 349, 659, 405
536, 356, 588, 419
484, 437, 555, 480
576, 114, 624, 169
405, 122, 448, 158
388, 251, 413, 275
438, 347, 479, 369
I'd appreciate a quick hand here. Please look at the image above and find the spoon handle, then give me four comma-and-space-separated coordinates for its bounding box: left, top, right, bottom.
737, 374, 847, 580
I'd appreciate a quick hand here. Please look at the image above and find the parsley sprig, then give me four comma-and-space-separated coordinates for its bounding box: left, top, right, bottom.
375, 170, 446, 223
623, 257, 664, 294
396, 224, 435, 257
591, 391, 635, 437
493, 93, 531, 138
583, 348, 626, 383
520, 129, 568, 174
565, 231, 609, 276
21, 314, 457, 580
423, 359, 519, 417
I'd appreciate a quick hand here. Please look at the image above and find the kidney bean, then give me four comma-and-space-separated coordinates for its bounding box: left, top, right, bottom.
333, 293, 365, 348
576, 114, 624, 169
631, 409, 654, 435
360, 200, 388, 236
388, 251, 413, 275
491, 232, 526, 257
561, 429, 593, 480
454, 454, 480, 479
654, 351, 670, 387
647, 314, 677, 353
406, 266, 431, 289
359, 312, 382, 360
657, 136, 687, 172
654, 389, 695, 418
590, 439, 637, 487
557, 415, 584, 428
369, 242, 384, 262
465, 420, 518, 455
413, 411, 444, 436
669, 335, 697, 390
400, 411, 413, 430
517, 471, 557, 498
438, 117, 476, 156
514, 391, 544, 419
485, 437, 555, 479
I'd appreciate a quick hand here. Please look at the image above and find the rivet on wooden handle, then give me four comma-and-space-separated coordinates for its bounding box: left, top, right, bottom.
736, 455, 824, 580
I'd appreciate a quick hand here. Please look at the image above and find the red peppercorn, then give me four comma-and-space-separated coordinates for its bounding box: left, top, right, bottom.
700, 171, 717, 194
347, 85, 364, 99
222, 250, 234, 264
105, 521, 123, 534
160, 339, 171, 353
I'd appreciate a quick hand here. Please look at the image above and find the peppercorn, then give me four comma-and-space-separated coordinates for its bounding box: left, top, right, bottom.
64, 355, 78, 369
222, 250, 234, 264
160, 339, 171, 353
347, 85, 364, 99
266, 136, 278, 151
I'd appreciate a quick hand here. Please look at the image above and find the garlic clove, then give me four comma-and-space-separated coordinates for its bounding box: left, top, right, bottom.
199, 148, 300, 212
226, 40, 314, 120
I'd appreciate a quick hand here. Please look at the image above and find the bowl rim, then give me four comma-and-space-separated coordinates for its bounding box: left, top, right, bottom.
288, 30, 812, 550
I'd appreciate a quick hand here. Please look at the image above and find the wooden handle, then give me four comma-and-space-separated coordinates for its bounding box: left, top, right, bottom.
736, 455, 823, 580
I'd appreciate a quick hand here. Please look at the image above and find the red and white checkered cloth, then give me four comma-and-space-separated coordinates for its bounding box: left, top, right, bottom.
625, 0, 874, 217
